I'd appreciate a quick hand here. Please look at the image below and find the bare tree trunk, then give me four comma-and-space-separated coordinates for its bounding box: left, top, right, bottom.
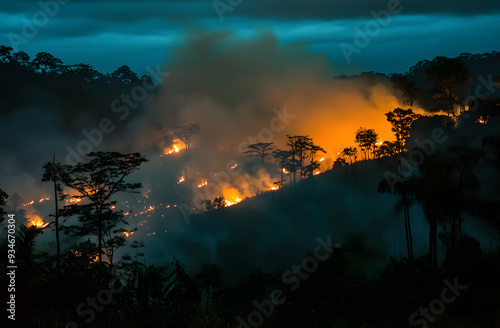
52, 153, 60, 263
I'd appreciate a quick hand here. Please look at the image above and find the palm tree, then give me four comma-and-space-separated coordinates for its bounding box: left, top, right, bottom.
379, 178, 414, 261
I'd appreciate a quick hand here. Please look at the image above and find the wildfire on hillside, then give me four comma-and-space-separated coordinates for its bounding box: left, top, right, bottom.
27, 215, 49, 229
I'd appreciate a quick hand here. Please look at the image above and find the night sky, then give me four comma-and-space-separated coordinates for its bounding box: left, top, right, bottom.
1, 0, 499, 75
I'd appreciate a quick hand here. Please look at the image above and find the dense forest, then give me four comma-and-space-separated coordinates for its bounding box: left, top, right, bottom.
1, 46, 500, 327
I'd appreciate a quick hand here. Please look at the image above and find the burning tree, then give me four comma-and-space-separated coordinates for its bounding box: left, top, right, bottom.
59, 152, 148, 263
241, 142, 274, 165
175, 123, 201, 151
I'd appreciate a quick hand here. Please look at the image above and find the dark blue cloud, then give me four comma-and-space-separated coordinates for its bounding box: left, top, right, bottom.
0, 0, 498, 74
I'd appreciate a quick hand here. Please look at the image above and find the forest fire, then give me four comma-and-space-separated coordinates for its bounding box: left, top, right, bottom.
225, 196, 242, 207
28, 215, 49, 229
23, 200, 34, 207
163, 141, 187, 156
222, 186, 243, 207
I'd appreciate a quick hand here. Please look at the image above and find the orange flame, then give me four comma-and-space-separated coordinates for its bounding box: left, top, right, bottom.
163, 142, 185, 155
28, 215, 49, 229
222, 186, 243, 207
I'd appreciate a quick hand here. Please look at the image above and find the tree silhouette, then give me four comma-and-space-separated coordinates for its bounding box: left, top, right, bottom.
286, 135, 326, 182
174, 123, 201, 151
273, 149, 295, 189
204, 196, 225, 211
425, 56, 471, 116
111, 65, 139, 84
341, 146, 358, 166
12, 51, 30, 67
196, 263, 223, 311
354, 127, 378, 161
385, 108, 420, 153
68, 63, 102, 94
0, 45, 13, 63
374, 141, 398, 158
392, 74, 425, 108
242, 142, 274, 165
31, 52, 63, 75
59, 152, 148, 263
378, 179, 414, 261
0, 188, 8, 223
41, 154, 66, 260
355, 127, 378, 183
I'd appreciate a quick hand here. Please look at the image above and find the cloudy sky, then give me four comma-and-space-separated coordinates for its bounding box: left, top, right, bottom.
1, 0, 499, 75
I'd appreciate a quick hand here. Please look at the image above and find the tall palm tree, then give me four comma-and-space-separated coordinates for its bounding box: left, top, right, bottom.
379, 178, 414, 261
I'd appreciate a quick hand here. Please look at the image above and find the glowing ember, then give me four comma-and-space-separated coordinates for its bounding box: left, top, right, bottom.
123, 231, 135, 237
39, 197, 50, 203
314, 171, 321, 175
230, 164, 238, 170
272, 186, 279, 190
282, 168, 290, 174
110, 205, 116, 209
477, 116, 487, 124
23, 200, 35, 207
69, 198, 82, 203
319, 158, 325, 162
197, 179, 208, 188
177, 176, 185, 184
